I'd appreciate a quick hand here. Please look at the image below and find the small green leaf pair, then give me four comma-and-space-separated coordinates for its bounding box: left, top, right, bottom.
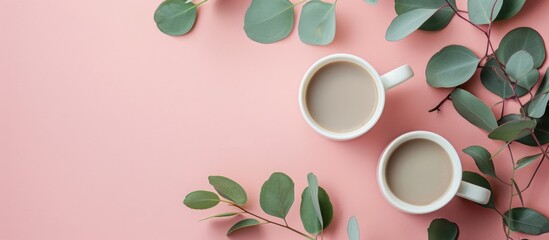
244, 0, 336, 45
183, 176, 247, 210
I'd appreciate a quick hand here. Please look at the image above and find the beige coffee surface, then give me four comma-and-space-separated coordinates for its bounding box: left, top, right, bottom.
305, 61, 378, 133
386, 139, 453, 206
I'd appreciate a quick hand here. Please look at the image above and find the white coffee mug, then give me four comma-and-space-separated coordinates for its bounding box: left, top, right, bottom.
377, 131, 492, 214
299, 54, 414, 141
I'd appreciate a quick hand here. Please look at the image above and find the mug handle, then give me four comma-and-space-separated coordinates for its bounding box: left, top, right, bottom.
456, 181, 491, 205
380, 64, 414, 90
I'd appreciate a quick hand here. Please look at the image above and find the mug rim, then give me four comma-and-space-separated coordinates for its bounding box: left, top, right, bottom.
377, 131, 463, 214
298, 53, 386, 141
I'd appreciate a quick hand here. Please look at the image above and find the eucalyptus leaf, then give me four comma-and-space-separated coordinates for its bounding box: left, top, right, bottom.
226, 218, 261, 235
463, 146, 496, 177
347, 216, 360, 240
300, 187, 333, 235
515, 154, 542, 170
154, 0, 197, 36
427, 45, 480, 88
497, 27, 546, 68
260, 172, 295, 219
244, 0, 295, 44
462, 171, 495, 209
488, 119, 537, 142
451, 88, 498, 132
499, 114, 549, 146
183, 190, 220, 209
495, 0, 526, 20
517, 69, 540, 90
307, 173, 323, 228
428, 218, 459, 240
512, 178, 525, 206
504, 207, 549, 235
199, 212, 239, 221
386, 8, 438, 42
468, 0, 503, 25
528, 68, 549, 118
208, 176, 247, 206
298, 1, 336, 46
364, 0, 378, 5
507, 50, 534, 81
394, 0, 456, 31
481, 57, 528, 98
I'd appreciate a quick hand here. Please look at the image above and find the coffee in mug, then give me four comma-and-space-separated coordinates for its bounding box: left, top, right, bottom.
378, 131, 491, 214
299, 54, 414, 141
306, 61, 378, 133
385, 138, 453, 206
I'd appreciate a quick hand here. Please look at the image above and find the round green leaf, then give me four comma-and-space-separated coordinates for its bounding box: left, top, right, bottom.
364, 0, 378, 4
481, 57, 528, 98
244, 0, 295, 44
528, 68, 549, 118
504, 207, 549, 235
515, 154, 542, 170
300, 187, 333, 235
462, 171, 495, 209
451, 88, 498, 132
463, 146, 496, 177
488, 119, 537, 142
260, 172, 295, 219
154, 0, 197, 36
395, 0, 456, 31
183, 190, 220, 209
428, 218, 459, 240
427, 45, 480, 88
386, 8, 438, 42
507, 50, 534, 81
226, 218, 261, 235
468, 0, 503, 25
497, 27, 546, 68
495, 0, 526, 20
347, 216, 360, 240
298, 1, 336, 46
199, 212, 239, 221
208, 176, 247, 206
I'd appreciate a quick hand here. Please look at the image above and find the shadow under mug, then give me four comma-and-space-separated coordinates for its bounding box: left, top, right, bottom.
377, 131, 492, 214
298, 53, 414, 141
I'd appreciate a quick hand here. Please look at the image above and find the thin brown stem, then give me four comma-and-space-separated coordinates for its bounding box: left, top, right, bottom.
429, 91, 453, 112
230, 204, 315, 240
519, 135, 549, 193
445, 0, 488, 35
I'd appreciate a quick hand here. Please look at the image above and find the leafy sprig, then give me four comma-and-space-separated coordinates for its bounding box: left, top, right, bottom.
184, 172, 360, 239
387, 0, 549, 239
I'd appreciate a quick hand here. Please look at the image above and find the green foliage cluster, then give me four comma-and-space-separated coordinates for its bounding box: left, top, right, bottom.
387, 0, 549, 239
183, 173, 360, 239
165, 0, 549, 239
153, 0, 351, 45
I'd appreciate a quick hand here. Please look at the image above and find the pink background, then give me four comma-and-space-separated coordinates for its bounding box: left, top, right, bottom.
2, 0, 549, 239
